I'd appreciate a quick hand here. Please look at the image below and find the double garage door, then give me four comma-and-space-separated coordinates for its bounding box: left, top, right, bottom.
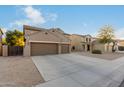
31, 43, 69, 56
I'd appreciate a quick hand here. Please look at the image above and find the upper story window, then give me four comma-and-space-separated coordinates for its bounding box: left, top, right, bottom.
86, 38, 88, 42
89, 38, 91, 42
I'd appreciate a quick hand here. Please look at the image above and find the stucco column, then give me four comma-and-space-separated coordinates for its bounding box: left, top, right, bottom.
23, 42, 31, 56
58, 43, 61, 54
90, 44, 92, 52
69, 44, 71, 53
104, 44, 107, 52
2, 45, 8, 56
85, 44, 87, 52
23, 34, 31, 56
116, 45, 119, 51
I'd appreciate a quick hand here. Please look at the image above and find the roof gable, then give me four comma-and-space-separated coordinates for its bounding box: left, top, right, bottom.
24, 25, 70, 43
29, 30, 62, 42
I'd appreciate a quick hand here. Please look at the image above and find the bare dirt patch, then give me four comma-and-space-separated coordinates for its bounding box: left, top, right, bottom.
0, 56, 44, 87
78, 52, 124, 60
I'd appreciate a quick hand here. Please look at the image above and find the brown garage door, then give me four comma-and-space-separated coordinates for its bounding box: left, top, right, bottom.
61, 44, 69, 53
31, 43, 58, 56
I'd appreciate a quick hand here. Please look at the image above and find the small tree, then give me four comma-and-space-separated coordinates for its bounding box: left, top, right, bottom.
2, 38, 7, 45
5, 30, 24, 46
97, 25, 115, 52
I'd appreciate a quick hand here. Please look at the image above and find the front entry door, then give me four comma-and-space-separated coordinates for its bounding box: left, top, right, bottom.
87, 45, 90, 51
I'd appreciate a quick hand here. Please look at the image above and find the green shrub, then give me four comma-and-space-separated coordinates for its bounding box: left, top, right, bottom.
92, 50, 102, 54
118, 46, 124, 51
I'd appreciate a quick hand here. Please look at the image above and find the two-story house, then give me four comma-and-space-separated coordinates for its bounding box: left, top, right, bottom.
23, 25, 71, 56
64, 34, 92, 52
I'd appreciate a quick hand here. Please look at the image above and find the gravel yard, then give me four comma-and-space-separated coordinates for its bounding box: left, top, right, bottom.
77, 52, 124, 60
0, 56, 44, 87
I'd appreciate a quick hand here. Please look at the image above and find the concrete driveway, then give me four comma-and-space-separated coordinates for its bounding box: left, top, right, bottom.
32, 53, 124, 87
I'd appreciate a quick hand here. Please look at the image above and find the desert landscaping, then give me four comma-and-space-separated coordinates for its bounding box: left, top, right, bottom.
0, 57, 44, 87
78, 52, 124, 60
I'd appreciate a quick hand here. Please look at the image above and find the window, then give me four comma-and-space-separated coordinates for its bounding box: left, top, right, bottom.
86, 38, 88, 42
89, 38, 91, 42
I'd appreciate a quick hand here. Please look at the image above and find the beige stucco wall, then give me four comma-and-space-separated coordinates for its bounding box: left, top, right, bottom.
70, 35, 84, 51
2, 45, 8, 56
23, 42, 30, 56
66, 34, 92, 52
29, 31, 61, 42
58, 44, 61, 54
105, 43, 113, 52
92, 42, 113, 53
49, 30, 70, 43
25, 29, 70, 43
92, 43, 105, 52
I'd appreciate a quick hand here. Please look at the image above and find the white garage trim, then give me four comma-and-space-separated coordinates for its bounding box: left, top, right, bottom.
29, 40, 71, 44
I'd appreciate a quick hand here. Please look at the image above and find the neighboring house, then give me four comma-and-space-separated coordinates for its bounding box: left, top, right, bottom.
65, 34, 92, 52
92, 38, 124, 53
0, 28, 3, 56
92, 39, 112, 52
23, 25, 71, 56
117, 40, 124, 46
115, 39, 124, 51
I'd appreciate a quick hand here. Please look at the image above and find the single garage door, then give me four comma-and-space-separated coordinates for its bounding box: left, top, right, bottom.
31, 43, 58, 56
61, 44, 69, 53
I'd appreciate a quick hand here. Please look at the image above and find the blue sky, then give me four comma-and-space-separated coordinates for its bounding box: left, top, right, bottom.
0, 5, 124, 38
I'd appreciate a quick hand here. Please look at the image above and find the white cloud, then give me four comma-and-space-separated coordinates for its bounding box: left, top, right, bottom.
24, 6, 45, 24
46, 13, 58, 21
10, 6, 58, 29
115, 28, 124, 39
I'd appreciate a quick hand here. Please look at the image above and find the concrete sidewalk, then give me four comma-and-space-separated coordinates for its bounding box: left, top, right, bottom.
32, 53, 124, 87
